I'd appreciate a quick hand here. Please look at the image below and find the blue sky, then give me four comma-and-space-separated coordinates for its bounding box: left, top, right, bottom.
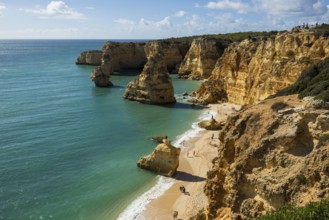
1, 0, 329, 39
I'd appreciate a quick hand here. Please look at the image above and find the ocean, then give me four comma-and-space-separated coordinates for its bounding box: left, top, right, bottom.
0, 40, 206, 220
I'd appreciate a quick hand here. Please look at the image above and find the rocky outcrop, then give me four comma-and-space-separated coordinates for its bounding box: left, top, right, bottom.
202, 95, 329, 219
137, 139, 181, 177
196, 31, 329, 105
123, 42, 176, 104
178, 38, 230, 79
76, 50, 102, 65
90, 65, 113, 87
198, 117, 224, 130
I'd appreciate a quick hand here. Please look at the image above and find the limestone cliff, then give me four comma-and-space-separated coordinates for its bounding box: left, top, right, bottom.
178, 38, 230, 80
89, 40, 190, 87
201, 95, 329, 219
123, 42, 176, 104
161, 40, 191, 73
76, 50, 102, 65
137, 139, 181, 177
102, 41, 147, 73
196, 31, 329, 105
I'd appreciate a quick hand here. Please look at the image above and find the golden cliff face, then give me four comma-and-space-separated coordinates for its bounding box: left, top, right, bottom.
178, 38, 229, 80
197, 31, 329, 105
202, 95, 329, 219
123, 42, 176, 104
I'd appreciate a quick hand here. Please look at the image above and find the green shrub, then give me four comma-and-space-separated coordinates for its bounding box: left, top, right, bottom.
271, 58, 329, 102
319, 133, 329, 143
256, 200, 329, 220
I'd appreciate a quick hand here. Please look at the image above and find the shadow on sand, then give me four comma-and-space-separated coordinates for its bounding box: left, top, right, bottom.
174, 171, 206, 182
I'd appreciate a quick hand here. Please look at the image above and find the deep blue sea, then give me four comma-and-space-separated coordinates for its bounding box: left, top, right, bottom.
0, 40, 204, 220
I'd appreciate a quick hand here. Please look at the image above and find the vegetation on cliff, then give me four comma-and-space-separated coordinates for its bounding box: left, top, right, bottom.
256, 200, 329, 220
272, 58, 329, 101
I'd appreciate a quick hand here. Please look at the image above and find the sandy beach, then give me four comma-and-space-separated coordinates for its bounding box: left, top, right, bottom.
136, 103, 240, 220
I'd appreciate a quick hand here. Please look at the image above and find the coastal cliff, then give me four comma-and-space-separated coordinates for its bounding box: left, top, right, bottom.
123, 42, 176, 104
178, 38, 230, 80
196, 31, 329, 105
76, 50, 102, 65
197, 95, 329, 219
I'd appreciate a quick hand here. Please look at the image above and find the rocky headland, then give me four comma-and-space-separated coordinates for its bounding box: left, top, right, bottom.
76, 50, 102, 65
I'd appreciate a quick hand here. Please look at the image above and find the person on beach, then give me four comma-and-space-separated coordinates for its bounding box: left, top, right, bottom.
211, 133, 214, 139
173, 211, 178, 220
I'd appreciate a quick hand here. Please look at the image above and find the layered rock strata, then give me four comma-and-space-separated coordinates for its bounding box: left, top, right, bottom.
178, 38, 230, 80
137, 139, 181, 177
76, 50, 102, 65
196, 31, 329, 105
123, 42, 176, 104
201, 95, 329, 219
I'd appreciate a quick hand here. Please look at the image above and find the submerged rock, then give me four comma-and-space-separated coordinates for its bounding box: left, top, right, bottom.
123, 42, 176, 104
137, 139, 181, 177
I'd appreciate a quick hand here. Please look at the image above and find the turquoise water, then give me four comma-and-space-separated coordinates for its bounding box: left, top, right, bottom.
0, 40, 203, 220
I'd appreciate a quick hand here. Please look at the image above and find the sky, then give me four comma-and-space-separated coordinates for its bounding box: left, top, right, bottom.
1, 0, 329, 39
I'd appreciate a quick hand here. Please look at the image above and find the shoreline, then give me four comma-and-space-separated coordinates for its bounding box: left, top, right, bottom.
118, 102, 240, 220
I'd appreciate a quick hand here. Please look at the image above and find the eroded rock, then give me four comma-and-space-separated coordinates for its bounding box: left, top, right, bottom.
123, 42, 176, 104
202, 95, 329, 219
137, 139, 181, 177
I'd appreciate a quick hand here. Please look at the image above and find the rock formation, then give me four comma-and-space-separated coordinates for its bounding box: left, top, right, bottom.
200, 95, 329, 219
90, 65, 113, 87
102, 41, 147, 73
196, 31, 329, 105
198, 117, 224, 130
178, 38, 230, 79
123, 42, 176, 104
137, 139, 181, 177
76, 50, 102, 65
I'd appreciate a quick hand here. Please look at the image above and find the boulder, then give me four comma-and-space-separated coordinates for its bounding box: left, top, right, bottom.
137, 139, 181, 177
198, 117, 223, 130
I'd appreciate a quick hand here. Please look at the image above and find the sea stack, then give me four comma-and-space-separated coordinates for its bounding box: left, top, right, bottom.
137, 139, 181, 177
123, 42, 176, 104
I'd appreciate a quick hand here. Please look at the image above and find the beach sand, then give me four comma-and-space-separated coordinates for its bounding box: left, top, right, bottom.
136, 103, 240, 220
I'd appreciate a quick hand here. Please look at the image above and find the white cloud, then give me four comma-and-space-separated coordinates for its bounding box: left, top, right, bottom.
114, 18, 135, 25
22, 1, 84, 19
0, 5, 6, 14
175, 10, 187, 17
139, 16, 172, 28
205, 0, 250, 13
258, 0, 327, 17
